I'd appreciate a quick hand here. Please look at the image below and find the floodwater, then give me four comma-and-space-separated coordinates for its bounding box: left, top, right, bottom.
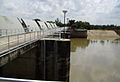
70, 38, 120, 82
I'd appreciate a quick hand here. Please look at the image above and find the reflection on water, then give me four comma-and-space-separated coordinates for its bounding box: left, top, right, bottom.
71, 38, 90, 52
70, 38, 120, 82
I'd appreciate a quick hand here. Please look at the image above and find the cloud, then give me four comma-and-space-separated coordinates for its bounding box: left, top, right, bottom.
0, 0, 120, 25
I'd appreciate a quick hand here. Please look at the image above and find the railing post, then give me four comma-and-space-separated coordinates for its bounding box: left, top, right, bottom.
17, 29, 19, 45
30, 32, 31, 41
6, 29, 7, 36
52, 29, 53, 38
43, 30, 44, 38
40, 31, 41, 39
41, 30, 42, 39
38, 31, 39, 39
8, 31, 10, 49
50, 29, 51, 36
24, 32, 26, 42
37, 31, 38, 39
47, 29, 48, 36
34, 31, 35, 40
60, 28, 62, 39
11, 30, 12, 35
59, 30, 60, 39
0, 29, 2, 36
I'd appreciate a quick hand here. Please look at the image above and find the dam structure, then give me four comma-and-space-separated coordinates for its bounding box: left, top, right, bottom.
0, 16, 70, 82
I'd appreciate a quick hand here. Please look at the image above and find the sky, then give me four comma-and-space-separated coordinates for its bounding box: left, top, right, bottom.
0, 0, 120, 25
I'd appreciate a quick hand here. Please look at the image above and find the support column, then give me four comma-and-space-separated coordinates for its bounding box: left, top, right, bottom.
36, 38, 70, 81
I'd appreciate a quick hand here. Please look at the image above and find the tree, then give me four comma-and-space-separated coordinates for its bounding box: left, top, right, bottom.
67, 20, 75, 26
47, 21, 55, 23
55, 18, 64, 27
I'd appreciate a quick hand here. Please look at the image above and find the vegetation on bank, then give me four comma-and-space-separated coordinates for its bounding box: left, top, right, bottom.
54, 18, 120, 35
54, 18, 120, 30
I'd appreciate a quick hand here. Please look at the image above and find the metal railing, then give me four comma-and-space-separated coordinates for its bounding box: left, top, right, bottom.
0, 77, 64, 82
0, 27, 63, 53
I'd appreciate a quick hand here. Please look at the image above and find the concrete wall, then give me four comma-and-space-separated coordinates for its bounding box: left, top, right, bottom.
37, 38, 70, 81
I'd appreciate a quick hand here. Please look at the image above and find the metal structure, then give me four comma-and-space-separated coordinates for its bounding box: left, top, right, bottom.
0, 16, 63, 53
0, 77, 63, 82
62, 10, 67, 34
0, 16, 25, 36
0, 16, 58, 36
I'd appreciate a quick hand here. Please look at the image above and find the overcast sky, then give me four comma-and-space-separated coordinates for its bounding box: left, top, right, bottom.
0, 0, 120, 25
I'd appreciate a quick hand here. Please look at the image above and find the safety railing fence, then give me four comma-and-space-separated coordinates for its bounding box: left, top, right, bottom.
0, 77, 64, 82
0, 27, 63, 52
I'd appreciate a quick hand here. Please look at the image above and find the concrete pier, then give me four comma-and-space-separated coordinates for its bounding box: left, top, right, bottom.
36, 38, 70, 81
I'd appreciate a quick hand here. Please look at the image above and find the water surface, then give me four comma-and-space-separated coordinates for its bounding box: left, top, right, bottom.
70, 38, 120, 82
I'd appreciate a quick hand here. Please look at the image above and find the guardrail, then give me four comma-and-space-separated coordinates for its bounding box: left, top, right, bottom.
0, 77, 64, 82
0, 27, 62, 52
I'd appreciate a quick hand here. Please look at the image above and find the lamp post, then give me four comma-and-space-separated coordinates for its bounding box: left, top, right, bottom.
63, 10, 67, 34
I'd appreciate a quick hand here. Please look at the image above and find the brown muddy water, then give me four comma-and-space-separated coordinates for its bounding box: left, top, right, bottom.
70, 38, 120, 82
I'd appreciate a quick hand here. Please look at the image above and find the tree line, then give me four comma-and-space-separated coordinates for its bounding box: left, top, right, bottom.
55, 19, 120, 30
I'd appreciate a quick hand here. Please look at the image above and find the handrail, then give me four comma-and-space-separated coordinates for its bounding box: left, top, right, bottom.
0, 77, 63, 82
0, 27, 62, 52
